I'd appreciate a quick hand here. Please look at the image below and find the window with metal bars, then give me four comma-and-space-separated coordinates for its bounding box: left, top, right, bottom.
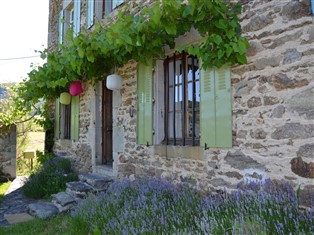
61, 104, 71, 139
164, 52, 200, 146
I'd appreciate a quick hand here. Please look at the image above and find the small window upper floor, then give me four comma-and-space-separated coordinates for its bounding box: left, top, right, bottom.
58, 0, 81, 44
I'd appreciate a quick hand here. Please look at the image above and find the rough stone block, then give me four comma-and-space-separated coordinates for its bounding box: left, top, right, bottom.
28, 202, 59, 219
66, 181, 93, 193
270, 74, 309, 91
4, 213, 34, 224
250, 129, 267, 139
299, 185, 314, 208
291, 157, 314, 179
287, 87, 314, 119
243, 15, 273, 32
271, 123, 314, 139
297, 144, 314, 159
247, 96, 262, 108
281, 1, 311, 20
271, 105, 285, 118
51, 192, 76, 207
283, 49, 301, 64
79, 173, 113, 190
225, 150, 265, 170
254, 56, 281, 70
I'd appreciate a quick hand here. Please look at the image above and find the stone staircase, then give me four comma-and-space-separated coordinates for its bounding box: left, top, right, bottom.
27, 173, 113, 219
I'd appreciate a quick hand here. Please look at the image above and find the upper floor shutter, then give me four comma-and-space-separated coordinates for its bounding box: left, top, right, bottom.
58, 11, 64, 44
137, 61, 153, 145
71, 96, 80, 141
200, 65, 232, 148
86, 0, 94, 28
73, 0, 81, 37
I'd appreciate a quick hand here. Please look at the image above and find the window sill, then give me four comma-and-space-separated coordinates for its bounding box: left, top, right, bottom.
148, 145, 205, 161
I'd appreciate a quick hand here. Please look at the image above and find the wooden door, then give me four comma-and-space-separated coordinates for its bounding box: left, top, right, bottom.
102, 82, 113, 165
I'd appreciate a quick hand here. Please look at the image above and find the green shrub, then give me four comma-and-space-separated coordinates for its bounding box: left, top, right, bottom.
36, 151, 55, 166
23, 155, 77, 199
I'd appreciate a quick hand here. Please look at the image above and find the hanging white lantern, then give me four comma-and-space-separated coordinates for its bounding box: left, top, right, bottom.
106, 74, 122, 90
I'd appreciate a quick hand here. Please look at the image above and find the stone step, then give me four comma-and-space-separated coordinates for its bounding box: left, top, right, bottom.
4, 213, 34, 225
65, 181, 94, 199
78, 173, 113, 191
94, 165, 114, 177
66, 181, 94, 193
27, 202, 59, 219
51, 192, 77, 213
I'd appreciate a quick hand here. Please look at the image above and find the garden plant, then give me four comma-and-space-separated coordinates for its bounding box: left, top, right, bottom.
72, 177, 314, 235
22, 152, 77, 199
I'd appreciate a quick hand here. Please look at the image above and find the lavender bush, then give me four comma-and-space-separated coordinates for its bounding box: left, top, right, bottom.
72, 177, 313, 235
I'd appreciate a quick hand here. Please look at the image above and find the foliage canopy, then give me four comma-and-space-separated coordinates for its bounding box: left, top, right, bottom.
13, 0, 248, 129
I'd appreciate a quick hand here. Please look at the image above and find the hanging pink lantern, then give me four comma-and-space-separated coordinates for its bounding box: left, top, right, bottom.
69, 81, 83, 96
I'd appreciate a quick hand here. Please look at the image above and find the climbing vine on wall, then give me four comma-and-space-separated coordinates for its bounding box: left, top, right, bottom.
13, 0, 249, 129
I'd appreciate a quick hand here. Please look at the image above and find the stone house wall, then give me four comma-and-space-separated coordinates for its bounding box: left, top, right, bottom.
115, 0, 314, 190
49, 0, 313, 201
0, 125, 16, 179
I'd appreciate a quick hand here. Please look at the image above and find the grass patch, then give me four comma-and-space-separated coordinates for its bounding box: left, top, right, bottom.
0, 180, 11, 204
0, 213, 82, 235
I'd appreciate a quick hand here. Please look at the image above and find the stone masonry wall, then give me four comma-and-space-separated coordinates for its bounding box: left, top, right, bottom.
0, 125, 16, 179
53, 81, 94, 173
113, 0, 314, 205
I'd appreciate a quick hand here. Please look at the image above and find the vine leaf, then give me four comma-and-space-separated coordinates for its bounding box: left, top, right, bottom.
165, 24, 176, 35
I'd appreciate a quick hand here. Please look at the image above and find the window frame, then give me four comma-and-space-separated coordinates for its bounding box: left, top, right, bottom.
163, 52, 200, 146
137, 57, 232, 148
54, 96, 80, 141
61, 104, 71, 139
103, 0, 124, 16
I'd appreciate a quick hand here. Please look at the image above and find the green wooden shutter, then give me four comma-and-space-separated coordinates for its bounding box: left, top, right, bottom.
200, 65, 232, 148
54, 99, 60, 139
215, 65, 232, 147
71, 96, 80, 141
86, 0, 94, 28
137, 61, 153, 145
200, 68, 216, 147
58, 11, 64, 44
73, 0, 81, 37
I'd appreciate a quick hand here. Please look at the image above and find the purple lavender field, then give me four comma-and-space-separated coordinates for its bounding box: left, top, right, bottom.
72, 177, 313, 234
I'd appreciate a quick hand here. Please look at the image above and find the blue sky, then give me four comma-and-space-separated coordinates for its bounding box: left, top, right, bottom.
0, 0, 49, 84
